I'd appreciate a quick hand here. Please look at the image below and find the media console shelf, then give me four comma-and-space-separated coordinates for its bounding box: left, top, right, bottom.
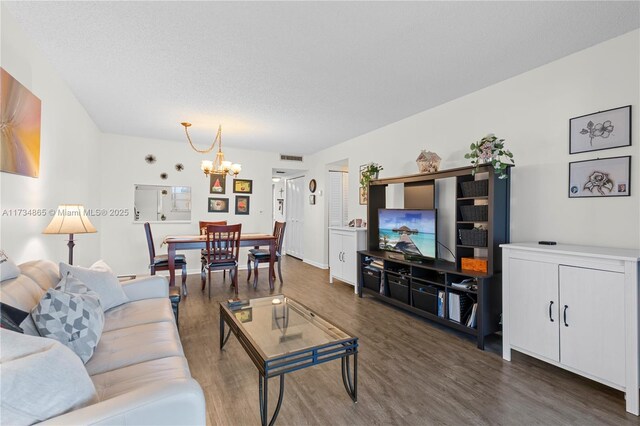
357, 164, 511, 349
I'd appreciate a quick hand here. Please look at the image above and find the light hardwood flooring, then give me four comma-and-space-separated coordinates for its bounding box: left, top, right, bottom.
178, 256, 639, 425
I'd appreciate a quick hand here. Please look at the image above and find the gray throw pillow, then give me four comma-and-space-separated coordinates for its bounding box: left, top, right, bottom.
59, 261, 128, 311
31, 273, 105, 363
0, 329, 97, 425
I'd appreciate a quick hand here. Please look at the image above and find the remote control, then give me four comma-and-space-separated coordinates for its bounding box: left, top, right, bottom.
538, 241, 557, 245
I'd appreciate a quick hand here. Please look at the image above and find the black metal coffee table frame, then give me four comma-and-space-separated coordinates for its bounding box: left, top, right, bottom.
219, 300, 358, 426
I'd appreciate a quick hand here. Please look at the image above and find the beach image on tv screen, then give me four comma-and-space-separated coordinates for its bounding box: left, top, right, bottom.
378, 209, 436, 258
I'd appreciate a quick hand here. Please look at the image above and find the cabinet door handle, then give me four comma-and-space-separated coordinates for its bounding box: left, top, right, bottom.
548, 301, 554, 322
563, 305, 569, 327
340, 252, 344, 262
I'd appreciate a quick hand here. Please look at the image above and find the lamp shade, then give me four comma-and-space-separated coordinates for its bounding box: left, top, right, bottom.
43, 205, 97, 235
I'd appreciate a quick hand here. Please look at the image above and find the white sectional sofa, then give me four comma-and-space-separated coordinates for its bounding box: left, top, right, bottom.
0, 260, 206, 425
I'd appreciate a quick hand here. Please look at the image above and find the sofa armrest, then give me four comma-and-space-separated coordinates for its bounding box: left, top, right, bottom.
120, 275, 169, 301
41, 379, 206, 426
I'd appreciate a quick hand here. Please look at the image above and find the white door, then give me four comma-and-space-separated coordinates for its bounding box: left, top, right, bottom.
508, 258, 560, 362
285, 176, 305, 259
328, 171, 348, 227
329, 232, 343, 282
559, 266, 625, 386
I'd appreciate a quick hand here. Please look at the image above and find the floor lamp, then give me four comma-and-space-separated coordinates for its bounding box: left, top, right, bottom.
43, 205, 97, 265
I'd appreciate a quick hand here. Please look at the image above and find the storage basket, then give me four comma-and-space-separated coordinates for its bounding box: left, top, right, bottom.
459, 205, 488, 222
460, 180, 488, 198
459, 229, 488, 247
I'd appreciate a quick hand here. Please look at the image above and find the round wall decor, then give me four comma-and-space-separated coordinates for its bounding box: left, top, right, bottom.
309, 179, 317, 193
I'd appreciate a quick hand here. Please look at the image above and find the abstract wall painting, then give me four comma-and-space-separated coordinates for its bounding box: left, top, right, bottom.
569, 156, 630, 198
0, 68, 42, 178
570, 105, 631, 154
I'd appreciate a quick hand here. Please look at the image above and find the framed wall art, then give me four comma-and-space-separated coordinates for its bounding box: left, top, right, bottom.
235, 195, 250, 215
210, 173, 226, 194
0, 68, 42, 178
208, 197, 229, 212
233, 179, 253, 194
570, 105, 631, 154
568, 156, 630, 198
309, 195, 316, 205
359, 187, 368, 205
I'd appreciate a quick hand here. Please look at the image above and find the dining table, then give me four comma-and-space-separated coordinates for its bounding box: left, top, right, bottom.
162, 233, 277, 291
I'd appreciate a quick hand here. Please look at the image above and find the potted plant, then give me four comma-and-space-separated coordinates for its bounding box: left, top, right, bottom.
359, 163, 384, 187
465, 134, 514, 179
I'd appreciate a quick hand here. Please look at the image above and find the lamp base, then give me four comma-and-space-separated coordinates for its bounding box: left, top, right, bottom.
67, 234, 75, 265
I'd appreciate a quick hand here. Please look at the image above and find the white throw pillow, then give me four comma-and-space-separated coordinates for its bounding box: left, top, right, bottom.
0, 249, 20, 282
31, 273, 105, 363
0, 328, 97, 425
59, 261, 128, 310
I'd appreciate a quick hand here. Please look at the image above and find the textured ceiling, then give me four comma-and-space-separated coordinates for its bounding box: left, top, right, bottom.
5, 1, 639, 155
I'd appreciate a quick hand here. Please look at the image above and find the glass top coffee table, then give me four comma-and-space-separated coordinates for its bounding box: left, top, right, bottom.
219, 294, 358, 426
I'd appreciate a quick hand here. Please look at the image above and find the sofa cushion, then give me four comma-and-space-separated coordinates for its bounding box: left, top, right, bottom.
0, 274, 46, 312
19, 260, 60, 291
91, 356, 191, 401
0, 250, 20, 281
0, 329, 97, 425
103, 298, 175, 332
60, 262, 129, 311
32, 274, 105, 363
85, 321, 183, 376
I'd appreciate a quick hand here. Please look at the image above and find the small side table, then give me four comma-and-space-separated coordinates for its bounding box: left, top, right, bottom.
169, 286, 181, 328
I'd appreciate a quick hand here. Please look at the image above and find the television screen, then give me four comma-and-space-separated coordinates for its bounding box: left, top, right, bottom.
378, 209, 437, 259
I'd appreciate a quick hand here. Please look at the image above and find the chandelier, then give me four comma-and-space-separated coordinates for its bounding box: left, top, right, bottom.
180, 122, 242, 177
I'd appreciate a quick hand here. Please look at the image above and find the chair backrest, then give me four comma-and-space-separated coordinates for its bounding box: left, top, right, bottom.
199, 220, 227, 235
205, 224, 242, 265
143, 222, 155, 263
273, 221, 287, 255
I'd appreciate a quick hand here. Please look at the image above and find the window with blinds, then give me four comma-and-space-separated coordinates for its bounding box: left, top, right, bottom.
328, 171, 349, 227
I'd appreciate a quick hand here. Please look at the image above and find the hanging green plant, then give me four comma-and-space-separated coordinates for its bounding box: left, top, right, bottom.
359, 163, 383, 187
465, 134, 514, 179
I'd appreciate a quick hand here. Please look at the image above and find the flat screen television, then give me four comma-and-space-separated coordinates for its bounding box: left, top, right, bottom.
378, 209, 437, 259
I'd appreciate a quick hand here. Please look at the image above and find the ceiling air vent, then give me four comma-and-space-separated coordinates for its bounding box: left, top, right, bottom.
280, 154, 303, 162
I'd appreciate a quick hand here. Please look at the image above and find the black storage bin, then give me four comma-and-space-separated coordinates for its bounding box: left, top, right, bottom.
460, 180, 488, 198
387, 272, 410, 304
459, 229, 488, 247
411, 282, 438, 315
362, 266, 381, 292
459, 205, 488, 222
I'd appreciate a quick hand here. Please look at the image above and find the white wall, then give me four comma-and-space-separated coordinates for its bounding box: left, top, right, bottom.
302, 29, 640, 267
0, 6, 101, 266
98, 132, 307, 274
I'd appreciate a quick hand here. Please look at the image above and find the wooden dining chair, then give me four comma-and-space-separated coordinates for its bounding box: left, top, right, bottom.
144, 222, 188, 296
247, 221, 286, 288
202, 224, 242, 298
199, 221, 227, 282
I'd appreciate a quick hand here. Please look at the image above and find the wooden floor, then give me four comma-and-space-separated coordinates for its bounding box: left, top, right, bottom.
178, 256, 638, 425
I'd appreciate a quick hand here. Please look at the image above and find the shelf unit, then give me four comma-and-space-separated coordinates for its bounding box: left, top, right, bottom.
358, 164, 511, 349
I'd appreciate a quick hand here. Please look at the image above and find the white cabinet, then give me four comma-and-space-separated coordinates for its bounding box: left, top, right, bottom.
329, 227, 367, 292
502, 243, 640, 415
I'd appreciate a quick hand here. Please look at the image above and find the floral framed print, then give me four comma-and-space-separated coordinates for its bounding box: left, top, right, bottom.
570, 105, 631, 154
568, 156, 630, 198
233, 179, 253, 194
210, 173, 226, 194
235, 195, 250, 215
208, 197, 229, 212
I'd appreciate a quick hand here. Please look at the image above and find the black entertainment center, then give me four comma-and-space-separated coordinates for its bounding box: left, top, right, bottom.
357, 164, 511, 349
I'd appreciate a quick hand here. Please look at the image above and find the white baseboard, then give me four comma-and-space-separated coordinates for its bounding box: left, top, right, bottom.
303, 259, 329, 269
